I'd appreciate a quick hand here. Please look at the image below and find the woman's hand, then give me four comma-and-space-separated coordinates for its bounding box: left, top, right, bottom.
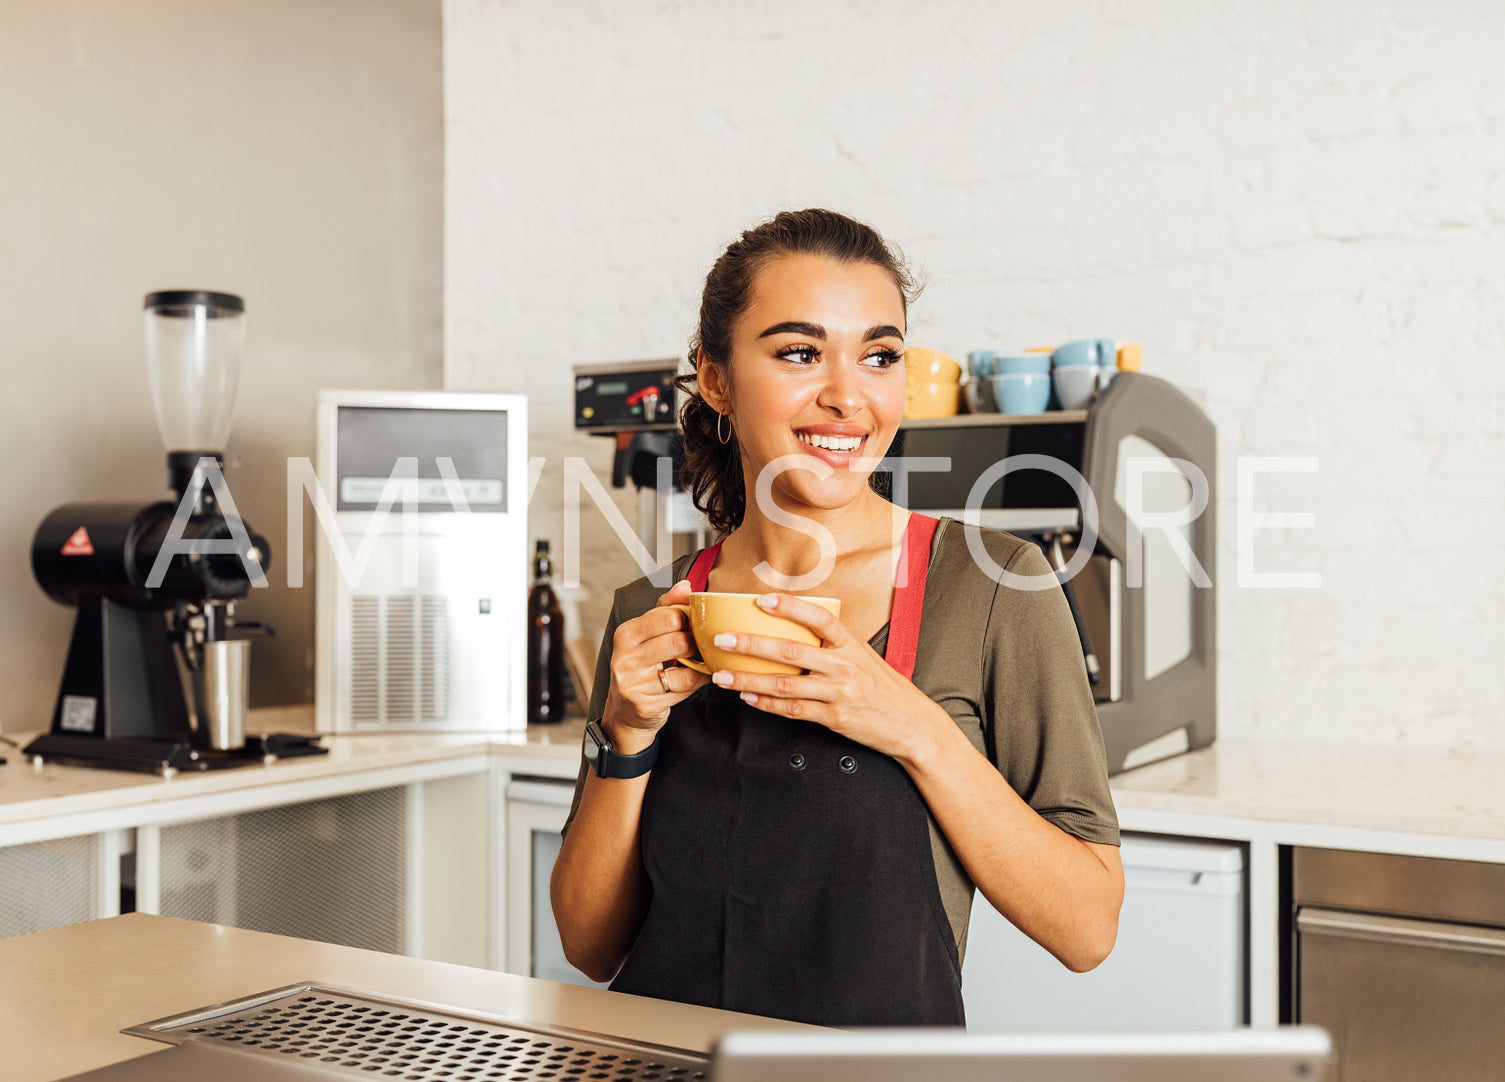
706, 593, 947, 762
601, 579, 711, 749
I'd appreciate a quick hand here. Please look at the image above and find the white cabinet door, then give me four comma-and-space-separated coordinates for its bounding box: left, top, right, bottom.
135, 770, 494, 968
151, 787, 409, 953
505, 778, 609, 989
963, 833, 1245, 1031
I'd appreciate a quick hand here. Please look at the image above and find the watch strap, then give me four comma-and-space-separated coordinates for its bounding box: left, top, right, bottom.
587, 720, 660, 779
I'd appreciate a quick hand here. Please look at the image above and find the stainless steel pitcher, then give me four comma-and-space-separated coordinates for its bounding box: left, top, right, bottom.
200, 639, 251, 751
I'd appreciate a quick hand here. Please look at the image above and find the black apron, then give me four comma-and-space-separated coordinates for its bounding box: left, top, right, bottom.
609, 513, 965, 1027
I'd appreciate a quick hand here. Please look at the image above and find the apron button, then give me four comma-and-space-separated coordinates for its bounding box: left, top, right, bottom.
838, 755, 858, 774
789, 752, 806, 770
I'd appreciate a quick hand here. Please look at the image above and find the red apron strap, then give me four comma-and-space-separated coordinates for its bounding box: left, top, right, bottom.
686, 542, 721, 592
883, 513, 939, 681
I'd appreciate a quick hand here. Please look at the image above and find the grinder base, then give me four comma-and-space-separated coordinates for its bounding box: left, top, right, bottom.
23, 731, 327, 777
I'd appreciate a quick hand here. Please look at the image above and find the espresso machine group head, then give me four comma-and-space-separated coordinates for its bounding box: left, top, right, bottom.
24, 291, 321, 775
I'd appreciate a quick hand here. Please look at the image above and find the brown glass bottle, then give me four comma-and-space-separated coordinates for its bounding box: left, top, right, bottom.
526, 540, 566, 724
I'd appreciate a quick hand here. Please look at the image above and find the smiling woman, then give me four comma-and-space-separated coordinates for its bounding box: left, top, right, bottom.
691, 250, 910, 589
671, 209, 918, 540
550, 209, 1124, 1028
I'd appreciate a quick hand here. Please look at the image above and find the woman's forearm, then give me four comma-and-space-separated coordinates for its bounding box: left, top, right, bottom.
548, 720, 655, 982
896, 706, 1125, 972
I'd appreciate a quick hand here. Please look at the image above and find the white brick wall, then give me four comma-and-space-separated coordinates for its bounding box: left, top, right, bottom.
444, 0, 1505, 753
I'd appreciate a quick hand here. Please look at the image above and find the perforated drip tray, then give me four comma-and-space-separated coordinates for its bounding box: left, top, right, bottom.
125, 982, 712, 1082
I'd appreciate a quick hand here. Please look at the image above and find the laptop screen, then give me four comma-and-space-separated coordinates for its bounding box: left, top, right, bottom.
712, 1027, 1333, 1082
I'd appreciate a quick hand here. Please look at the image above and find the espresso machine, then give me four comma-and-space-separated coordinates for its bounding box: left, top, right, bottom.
573, 359, 709, 552
887, 371, 1217, 774
24, 291, 323, 776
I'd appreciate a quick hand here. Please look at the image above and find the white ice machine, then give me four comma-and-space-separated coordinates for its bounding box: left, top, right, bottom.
314, 390, 528, 733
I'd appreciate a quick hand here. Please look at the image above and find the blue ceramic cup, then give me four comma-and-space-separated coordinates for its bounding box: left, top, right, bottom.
998, 352, 1052, 375
988, 373, 1051, 415
967, 350, 1006, 379
1052, 338, 1115, 368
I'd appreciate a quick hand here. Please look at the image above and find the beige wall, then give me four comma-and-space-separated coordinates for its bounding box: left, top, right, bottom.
0, 0, 443, 729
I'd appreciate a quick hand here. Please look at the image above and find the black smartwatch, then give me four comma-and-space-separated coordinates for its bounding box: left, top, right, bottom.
583, 719, 660, 779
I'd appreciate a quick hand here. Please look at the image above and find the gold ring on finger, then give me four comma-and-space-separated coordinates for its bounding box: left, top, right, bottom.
657, 666, 672, 693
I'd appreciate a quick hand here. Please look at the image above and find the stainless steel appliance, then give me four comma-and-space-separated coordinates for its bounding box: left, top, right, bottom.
314, 389, 529, 733
62, 981, 711, 1081
886, 371, 1217, 773
1291, 847, 1505, 1082
24, 291, 320, 775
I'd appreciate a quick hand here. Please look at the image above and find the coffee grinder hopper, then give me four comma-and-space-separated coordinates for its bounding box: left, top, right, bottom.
146, 289, 243, 484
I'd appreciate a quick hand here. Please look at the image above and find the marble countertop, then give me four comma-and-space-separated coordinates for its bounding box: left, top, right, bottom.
1110, 738, 1505, 842
0, 706, 586, 828
6, 706, 1505, 847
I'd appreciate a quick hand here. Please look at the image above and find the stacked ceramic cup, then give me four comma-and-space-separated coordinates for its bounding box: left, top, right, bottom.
964, 351, 1003, 412
1051, 338, 1118, 410
967, 350, 1054, 415
903, 348, 963, 418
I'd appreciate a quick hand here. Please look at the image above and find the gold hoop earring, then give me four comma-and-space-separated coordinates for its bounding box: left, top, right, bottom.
717, 412, 732, 445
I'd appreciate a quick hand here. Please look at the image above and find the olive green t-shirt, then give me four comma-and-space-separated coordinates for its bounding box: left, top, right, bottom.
562, 516, 1120, 962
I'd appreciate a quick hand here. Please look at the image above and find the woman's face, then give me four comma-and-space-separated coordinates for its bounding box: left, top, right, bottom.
704, 253, 908, 519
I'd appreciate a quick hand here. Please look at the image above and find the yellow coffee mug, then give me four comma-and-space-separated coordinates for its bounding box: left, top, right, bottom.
904, 380, 962, 418
903, 346, 963, 383
671, 592, 841, 675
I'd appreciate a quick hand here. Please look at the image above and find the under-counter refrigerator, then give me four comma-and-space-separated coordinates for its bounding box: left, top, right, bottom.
962, 832, 1245, 1031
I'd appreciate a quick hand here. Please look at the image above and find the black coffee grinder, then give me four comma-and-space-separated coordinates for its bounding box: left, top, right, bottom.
24, 291, 324, 775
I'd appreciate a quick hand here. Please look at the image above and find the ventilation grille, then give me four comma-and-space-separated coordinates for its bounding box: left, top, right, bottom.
158, 788, 406, 954
421, 597, 450, 721
0, 833, 101, 938
349, 594, 451, 726
387, 596, 416, 721
128, 983, 711, 1082
351, 596, 382, 723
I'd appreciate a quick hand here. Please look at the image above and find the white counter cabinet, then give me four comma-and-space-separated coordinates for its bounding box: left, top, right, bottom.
0, 711, 584, 970
5, 715, 1505, 1035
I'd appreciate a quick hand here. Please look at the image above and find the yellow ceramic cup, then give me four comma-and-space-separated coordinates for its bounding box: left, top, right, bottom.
670, 592, 841, 675
903, 346, 963, 383
904, 380, 962, 418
